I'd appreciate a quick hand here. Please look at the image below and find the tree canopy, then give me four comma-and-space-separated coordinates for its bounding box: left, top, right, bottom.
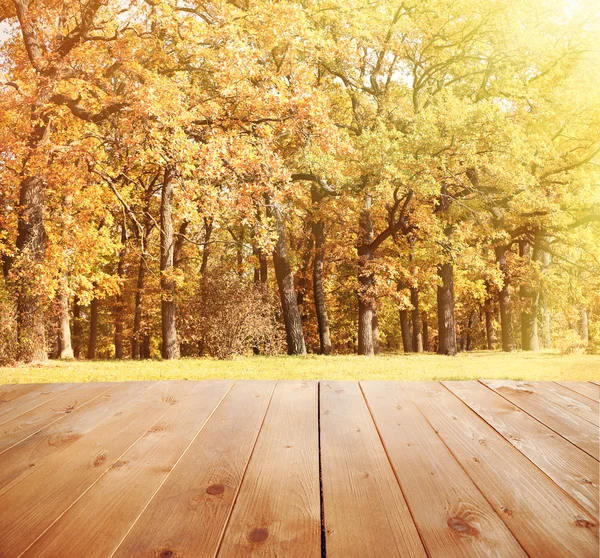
1, 0, 598, 362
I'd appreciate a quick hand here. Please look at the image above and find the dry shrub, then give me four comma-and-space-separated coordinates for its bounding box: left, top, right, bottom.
180, 273, 285, 359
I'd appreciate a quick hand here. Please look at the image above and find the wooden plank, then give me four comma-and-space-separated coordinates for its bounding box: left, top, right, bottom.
0, 382, 155, 495
403, 382, 599, 558
319, 381, 426, 558
22, 381, 233, 558
0, 382, 111, 454
0, 384, 43, 405
483, 380, 599, 460
0, 381, 197, 557
445, 381, 599, 518
217, 381, 321, 557
361, 381, 526, 558
114, 380, 275, 558
0, 383, 78, 426
530, 382, 598, 427
591, 381, 600, 386
557, 382, 599, 402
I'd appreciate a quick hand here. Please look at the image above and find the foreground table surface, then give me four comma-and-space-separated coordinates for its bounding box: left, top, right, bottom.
0, 379, 598, 557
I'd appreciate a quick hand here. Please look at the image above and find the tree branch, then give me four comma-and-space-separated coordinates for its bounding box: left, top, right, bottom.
291, 173, 338, 195
50, 94, 127, 123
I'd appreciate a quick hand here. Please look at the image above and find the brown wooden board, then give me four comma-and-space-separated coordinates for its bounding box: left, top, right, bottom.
0, 384, 77, 426
0, 382, 155, 495
0, 381, 196, 557
319, 381, 426, 558
361, 381, 526, 557
527, 382, 598, 427
445, 380, 599, 518
114, 380, 275, 558
217, 381, 321, 557
22, 381, 232, 558
403, 382, 598, 558
483, 380, 599, 460
556, 382, 600, 403
0, 384, 43, 406
0, 382, 111, 454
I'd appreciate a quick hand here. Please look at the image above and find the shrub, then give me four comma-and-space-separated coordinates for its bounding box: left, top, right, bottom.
179, 273, 285, 359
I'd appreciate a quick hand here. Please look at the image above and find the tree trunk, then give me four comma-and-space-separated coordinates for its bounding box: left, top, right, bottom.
422, 312, 429, 352
160, 169, 179, 360
541, 306, 551, 348
312, 212, 332, 355
520, 241, 539, 351
484, 304, 495, 350
437, 262, 457, 355
495, 245, 516, 352
57, 272, 73, 359
357, 198, 376, 356
435, 183, 457, 356
131, 255, 145, 359
87, 297, 98, 360
399, 309, 412, 353
580, 308, 589, 344
271, 202, 306, 355
358, 295, 375, 356
259, 249, 268, 284
253, 246, 268, 285
142, 334, 151, 359
410, 286, 423, 352
73, 296, 82, 359
372, 310, 380, 355
15, 176, 47, 362
114, 221, 126, 359
540, 249, 551, 348
296, 232, 313, 315
236, 227, 244, 277
483, 283, 496, 350
200, 217, 213, 276
466, 311, 476, 351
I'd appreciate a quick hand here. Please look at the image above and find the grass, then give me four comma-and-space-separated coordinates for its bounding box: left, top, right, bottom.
1, 351, 599, 384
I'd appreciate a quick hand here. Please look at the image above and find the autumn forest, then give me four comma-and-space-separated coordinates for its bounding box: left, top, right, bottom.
1, 0, 599, 364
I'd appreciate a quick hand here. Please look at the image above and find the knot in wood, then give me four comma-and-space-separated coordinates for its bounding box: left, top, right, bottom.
447, 517, 478, 536
248, 528, 269, 543
206, 484, 225, 496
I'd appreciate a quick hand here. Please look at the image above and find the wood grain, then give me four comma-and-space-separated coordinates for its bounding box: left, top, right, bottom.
22, 381, 232, 558
483, 380, 599, 459
403, 382, 599, 558
0, 384, 42, 406
0, 384, 77, 426
217, 381, 321, 558
556, 382, 599, 403
0, 382, 155, 495
361, 381, 526, 558
527, 382, 598, 427
0, 382, 111, 454
319, 381, 426, 558
114, 380, 275, 558
0, 381, 196, 557
445, 381, 599, 518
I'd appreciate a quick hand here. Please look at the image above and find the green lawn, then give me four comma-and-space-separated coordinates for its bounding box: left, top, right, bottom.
1, 351, 598, 384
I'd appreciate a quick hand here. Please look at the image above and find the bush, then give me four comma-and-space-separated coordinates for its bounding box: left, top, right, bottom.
179, 273, 285, 359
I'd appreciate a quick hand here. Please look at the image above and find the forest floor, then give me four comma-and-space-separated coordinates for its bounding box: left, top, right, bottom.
1, 351, 598, 384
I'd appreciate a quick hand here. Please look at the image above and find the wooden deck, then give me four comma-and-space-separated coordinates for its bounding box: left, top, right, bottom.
0, 380, 598, 557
